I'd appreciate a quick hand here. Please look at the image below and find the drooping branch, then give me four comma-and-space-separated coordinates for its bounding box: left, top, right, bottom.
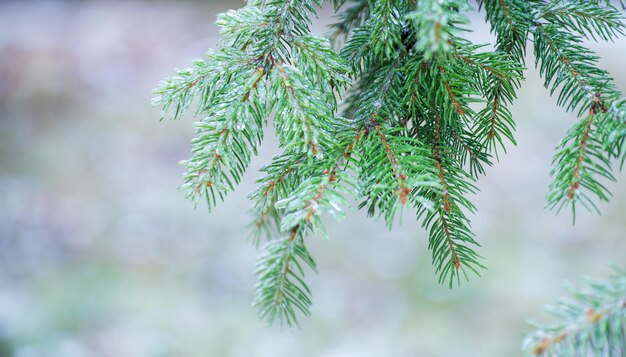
154, 0, 626, 328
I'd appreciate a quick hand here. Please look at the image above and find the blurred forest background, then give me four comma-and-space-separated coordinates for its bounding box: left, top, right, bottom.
0, 0, 625, 356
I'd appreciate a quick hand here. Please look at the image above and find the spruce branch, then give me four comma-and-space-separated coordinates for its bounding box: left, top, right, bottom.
159, 49, 266, 209
275, 148, 357, 235
406, 0, 471, 60
523, 268, 626, 356
547, 99, 616, 216
329, 0, 371, 46
538, 0, 626, 42
531, 6, 626, 216
253, 227, 317, 327
419, 105, 483, 286
456, 44, 524, 155
155, 0, 626, 326
247, 152, 304, 245
532, 23, 618, 114
357, 124, 439, 227
602, 99, 626, 165
340, 0, 406, 73
479, 0, 532, 61
475, 0, 530, 156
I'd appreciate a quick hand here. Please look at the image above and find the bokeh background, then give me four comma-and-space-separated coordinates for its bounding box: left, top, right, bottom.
1, 1, 625, 356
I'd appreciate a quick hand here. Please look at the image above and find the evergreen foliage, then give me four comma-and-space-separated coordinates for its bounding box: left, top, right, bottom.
153, 0, 626, 326
523, 268, 626, 356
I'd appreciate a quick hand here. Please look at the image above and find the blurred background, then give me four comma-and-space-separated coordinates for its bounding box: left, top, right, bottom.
0, 0, 625, 356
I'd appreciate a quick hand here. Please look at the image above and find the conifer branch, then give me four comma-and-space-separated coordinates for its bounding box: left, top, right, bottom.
340, 0, 406, 73
475, 0, 530, 156
329, 0, 371, 46
155, 0, 626, 327
479, 0, 531, 60
532, 23, 617, 113
451, 129, 489, 177
253, 226, 317, 327
358, 124, 439, 227
547, 104, 616, 216
602, 99, 626, 164
532, 12, 625, 216
248, 153, 304, 244
275, 152, 356, 235
168, 50, 266, 209
406, 0, 470, 60
456, 45, 524, 155
523, 268, 626, 356
538, 0, 625, 42
418, 107, 483, 287
252, 125, 362, 323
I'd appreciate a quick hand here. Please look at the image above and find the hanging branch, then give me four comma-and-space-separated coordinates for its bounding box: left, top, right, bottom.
155, 0, 626, 326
